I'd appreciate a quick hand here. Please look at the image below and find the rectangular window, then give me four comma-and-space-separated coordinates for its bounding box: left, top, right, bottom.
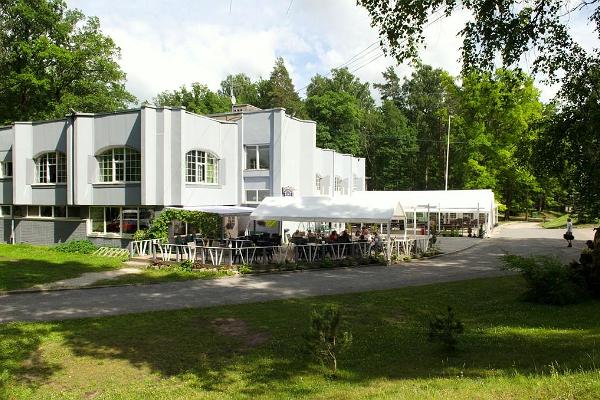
105, 207, 120, 234
334, 177, 343, 193
245, 145, 270, 170
89, 207, 153, 236
54, 206, 67, 218
315, 175, 321, 192
13, 206, 26, 218
0, 161, 12, 178
0, 205, 11, 217
40, 206, 53, 218
90, 207, 104, 233
138, 208, 155, 230
245, 189, 270, 203
67, 206, 81, 219
258, 145, 270, 169
245, 146, 258, 169
27, 206, 39, 217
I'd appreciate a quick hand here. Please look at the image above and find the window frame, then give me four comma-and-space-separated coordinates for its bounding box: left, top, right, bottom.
0, 161, 12, 179
315, 174, 322, 192
96, 147, 141, 183
245, 189, 271, 204
11, 205, 81, 219
334, 176, 344, 194
0, 205, 11, 217
35, 151, 66, 184
245, 145, 270, 170
185, 150, 219, 184
88, 206, 154, 237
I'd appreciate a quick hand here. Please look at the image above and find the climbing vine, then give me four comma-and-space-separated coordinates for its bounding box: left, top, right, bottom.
136, 209, 222, 241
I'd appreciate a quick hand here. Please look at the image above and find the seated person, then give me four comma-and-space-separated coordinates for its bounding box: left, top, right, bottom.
307, 229, 317, 238
339, 230, 351, 243
292, 229, 302, 238
329, 230, 338, 242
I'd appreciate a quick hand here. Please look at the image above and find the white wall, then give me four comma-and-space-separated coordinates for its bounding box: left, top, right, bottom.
179, 111, 238, 206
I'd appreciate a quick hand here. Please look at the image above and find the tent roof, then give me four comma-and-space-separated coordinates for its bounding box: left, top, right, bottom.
250, 196, 405, 223
166, 205, 254, 216
351, 190, 496, 213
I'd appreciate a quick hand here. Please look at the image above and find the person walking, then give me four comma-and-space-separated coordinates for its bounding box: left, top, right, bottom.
565, 218, 574, 247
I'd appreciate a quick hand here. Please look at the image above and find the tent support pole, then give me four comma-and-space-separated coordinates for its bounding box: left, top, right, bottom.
426, 204, 431, 252
386, 220, 391, 264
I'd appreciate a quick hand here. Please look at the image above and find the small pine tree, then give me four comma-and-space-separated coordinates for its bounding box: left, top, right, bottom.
428, 306, 464, 351
304, 304, 352, 375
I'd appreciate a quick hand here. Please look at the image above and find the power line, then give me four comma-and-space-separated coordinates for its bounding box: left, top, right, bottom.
295, 9, 448, 94
286, 0, 294, 15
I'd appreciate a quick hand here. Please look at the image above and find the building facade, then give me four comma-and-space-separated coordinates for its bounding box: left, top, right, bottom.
0, 105, 365, 246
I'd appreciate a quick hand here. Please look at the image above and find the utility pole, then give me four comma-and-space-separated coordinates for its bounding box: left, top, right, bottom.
445, 114, 451, 191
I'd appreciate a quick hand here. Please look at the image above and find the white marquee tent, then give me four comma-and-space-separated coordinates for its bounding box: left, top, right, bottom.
250, 190, 497, 261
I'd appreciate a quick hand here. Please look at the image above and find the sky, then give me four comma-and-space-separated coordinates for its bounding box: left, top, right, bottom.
67, 0, 599, 104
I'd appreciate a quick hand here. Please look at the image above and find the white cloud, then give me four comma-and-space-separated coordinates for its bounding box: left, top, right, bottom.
67, 0, 598, 105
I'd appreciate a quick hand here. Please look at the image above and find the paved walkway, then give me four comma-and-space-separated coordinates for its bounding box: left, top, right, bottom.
0, 223, 593, 323
33, 266, 143, 290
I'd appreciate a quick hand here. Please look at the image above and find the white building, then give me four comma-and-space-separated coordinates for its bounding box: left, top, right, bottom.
0, 105, 365, 246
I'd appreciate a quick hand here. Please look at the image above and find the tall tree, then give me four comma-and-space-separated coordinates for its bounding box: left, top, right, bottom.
0, 0, 135, 124
305, 68, 374, 156
259, 57, 305, 117
453, 69, 544, 218
218, 73, 259, 106
364, 100, 418, 190
358, 0, 594, 78
535, 62, 600, 220
154, 83, 231, 115
395, 63, 455, 189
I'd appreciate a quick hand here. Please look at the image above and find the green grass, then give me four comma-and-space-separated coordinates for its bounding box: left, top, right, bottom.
0, 244, 125, 291
1, 275, 600, 399
93, 268, 235, 286
542, 214, 600, 229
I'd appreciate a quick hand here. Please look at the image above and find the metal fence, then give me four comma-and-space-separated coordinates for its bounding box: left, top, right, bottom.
129, 237, 433, 266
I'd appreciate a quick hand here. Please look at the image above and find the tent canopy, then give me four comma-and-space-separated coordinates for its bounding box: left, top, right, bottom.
351, 190, 495, 213
166, 205, 254, 216
250, 195, 405, 223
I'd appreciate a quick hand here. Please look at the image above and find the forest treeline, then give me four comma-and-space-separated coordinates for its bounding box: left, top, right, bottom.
1, 0, 597, 220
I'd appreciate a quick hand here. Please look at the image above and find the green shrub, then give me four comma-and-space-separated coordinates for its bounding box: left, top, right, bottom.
54, 240, 97, 254
178, 259, 194, 272
238, 264, 252, 274
133, 229, 148, 241
428, 306, 464, 351
502, 255, 585, 305
304, 304, 352, 376
320, 259, 333, 268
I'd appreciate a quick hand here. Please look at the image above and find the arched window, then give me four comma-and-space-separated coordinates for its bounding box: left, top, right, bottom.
97, 147, 141, 183
186, 150, 219, 184
35, 152, 66, 183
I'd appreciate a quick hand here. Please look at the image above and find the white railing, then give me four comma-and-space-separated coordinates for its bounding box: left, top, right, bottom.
129, 238, 432, 265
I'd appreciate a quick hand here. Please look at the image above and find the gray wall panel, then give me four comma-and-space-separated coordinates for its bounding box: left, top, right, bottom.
92, 184, 141, 205
32, 120, 68, 156
31, 187, 67, 205
14, 219, 87, 245
0, 219, 10, 242
94, 111, 141, 152
0, 182, 12, 203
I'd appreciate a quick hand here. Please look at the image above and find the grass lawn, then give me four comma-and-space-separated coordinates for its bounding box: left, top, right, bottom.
0, 244, 125, 291
93, 268, 235, 286
542, 214, 599, 229
1, 275, 600, 399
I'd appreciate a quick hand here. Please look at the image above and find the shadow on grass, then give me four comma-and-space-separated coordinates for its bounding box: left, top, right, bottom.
2, 275, 600, 397
16, 277, 592, 396
0, 324, 61, 395
0, 256, 121, 291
